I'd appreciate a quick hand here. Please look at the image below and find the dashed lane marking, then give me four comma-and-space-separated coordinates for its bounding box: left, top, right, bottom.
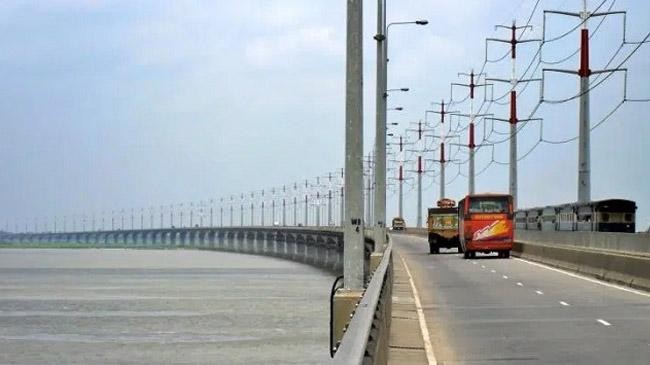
597, 319, 612, 326
503, 275, 509, 279
535, 290, 544, 295
490, 269, 496, 273
559, 301, 570, 306
517, 282, 524, 287
514, 257, 650, 299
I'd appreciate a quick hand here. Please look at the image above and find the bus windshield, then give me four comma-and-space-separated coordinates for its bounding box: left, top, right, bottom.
468, 197, 509, 214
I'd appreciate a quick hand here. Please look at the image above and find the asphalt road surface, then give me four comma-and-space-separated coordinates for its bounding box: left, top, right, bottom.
392, 234, 650, 365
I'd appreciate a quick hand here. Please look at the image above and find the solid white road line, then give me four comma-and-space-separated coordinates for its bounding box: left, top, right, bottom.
399, 255, 437, 365
597, 319, 612, 326
517, 282, 524, 287
559, 301, 570, 306
514, 257, 650, 299
535, 290, 544, 295
503, 275, 509, 279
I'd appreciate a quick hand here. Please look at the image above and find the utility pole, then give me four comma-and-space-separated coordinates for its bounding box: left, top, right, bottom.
452, 70, 490, 195
451, 71, 492, 195
261, 190, 265, 226
293, 195, 298, 226
316, 192, 321, 226
199, 201, 205, 227
160, 205, 164, 228
327, 173, 333, 226
250, 192, 255, 226
406, 120, 435, 228
219, 198, 223, 227
209, 199, 213, 227
542, 1, 626, 203
304, 180, 309, 225
282, 185, 287, 226
343, 0, 364, 290
271, 188, 276, 224
190, 202, 194, 228
229, 196, 234, 227
293, 183, 298, 226
486, 21, 542, 209
373, 0, 387, 251
240, 194, 244, 227
430, 100, 459, 200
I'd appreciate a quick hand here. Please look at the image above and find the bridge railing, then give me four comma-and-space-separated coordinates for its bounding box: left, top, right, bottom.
332, 239, 392, 365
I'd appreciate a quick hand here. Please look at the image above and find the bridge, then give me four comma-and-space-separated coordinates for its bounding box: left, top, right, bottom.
1, 0, 650, 364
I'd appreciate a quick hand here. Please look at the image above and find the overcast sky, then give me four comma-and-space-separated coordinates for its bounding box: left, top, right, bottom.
1, 0, 648, 231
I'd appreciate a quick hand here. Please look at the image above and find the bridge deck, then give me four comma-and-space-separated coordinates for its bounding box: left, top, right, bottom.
389, 234, 650, 365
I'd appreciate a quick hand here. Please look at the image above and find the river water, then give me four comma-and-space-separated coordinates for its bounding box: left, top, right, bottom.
0, 248, 333, 364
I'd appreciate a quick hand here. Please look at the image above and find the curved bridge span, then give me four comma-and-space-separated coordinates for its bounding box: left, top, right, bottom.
0, 227, 376, 275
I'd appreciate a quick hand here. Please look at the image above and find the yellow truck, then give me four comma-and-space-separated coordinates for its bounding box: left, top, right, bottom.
427, 199, 460, 254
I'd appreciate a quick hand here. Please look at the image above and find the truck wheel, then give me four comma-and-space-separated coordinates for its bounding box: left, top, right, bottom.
429, 243, 439, 254
463, 251, 470, 259
504, 250, 510, 259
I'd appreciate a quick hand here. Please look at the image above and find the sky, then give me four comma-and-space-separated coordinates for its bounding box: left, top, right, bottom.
0, 0, 648, 232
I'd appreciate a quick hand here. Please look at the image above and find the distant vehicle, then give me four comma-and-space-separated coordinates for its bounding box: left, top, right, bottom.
427, 199, 460, 254
391, 217, 405, 231
515, 199, 637, 233
458, 194, 514, 259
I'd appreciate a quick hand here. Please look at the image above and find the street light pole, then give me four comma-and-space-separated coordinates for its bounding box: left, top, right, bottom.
343, 0, 364, 290
374, 17, 427, 249
373, 0, 387, 251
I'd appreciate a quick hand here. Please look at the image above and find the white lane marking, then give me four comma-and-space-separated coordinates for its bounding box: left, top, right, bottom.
559, 301, 570, 306
399, 255, 437, 365
535, 290, 544, 295
514, 258, 650, 299
517, 282, 524, 287
481, 265, 486, 269
503, 275, 509, 279
597, 319, 612, 327
490, 269, 496, 273
472, 261, 477, 265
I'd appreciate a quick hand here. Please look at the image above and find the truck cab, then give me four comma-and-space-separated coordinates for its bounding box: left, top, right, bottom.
391, 217, 406, 231
427, 199, 460, 254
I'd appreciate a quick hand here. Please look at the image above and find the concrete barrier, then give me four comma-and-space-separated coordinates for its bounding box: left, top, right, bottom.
513, 241, 650, 292
516, 230, 650, 255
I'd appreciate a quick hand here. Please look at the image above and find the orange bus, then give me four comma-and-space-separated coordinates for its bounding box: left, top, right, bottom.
458, 194, 514, 259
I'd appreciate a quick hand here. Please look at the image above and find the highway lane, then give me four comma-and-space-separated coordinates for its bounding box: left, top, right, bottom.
392, 233, 650, 365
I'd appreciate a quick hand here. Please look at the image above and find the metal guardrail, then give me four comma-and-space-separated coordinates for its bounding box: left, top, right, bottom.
331, 240, 393, 365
